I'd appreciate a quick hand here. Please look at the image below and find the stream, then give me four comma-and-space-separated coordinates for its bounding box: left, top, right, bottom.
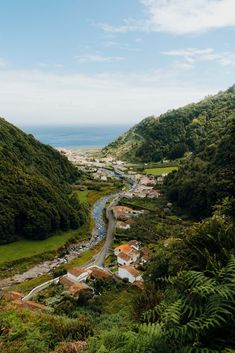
0, 187, 117, 289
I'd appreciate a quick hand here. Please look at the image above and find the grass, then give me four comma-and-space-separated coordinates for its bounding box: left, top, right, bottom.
65, 241, 104, 269
76, 189, 90, 203
0, 229, 84, 265
144, 166, 178, 175
13, 274, 53, 294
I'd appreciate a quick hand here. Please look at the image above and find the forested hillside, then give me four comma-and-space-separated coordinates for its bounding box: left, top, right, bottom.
165, 115, 235, 218
0, 118, 85, 244
104, 86, 235, 218
103, 86, 235, 162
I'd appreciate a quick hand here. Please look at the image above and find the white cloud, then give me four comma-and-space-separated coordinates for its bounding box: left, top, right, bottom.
99, 0, 235, 35
0, 68, 222, 125
0, 58, 8, 68
76, 54, 125, 63
162, 47, 235, 66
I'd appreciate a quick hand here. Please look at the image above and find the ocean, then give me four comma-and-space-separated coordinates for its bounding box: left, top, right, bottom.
21, 124, 131, 149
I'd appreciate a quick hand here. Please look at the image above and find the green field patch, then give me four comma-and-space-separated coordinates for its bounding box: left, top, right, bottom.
144, 166, 178, 175
0, 229, 83, 265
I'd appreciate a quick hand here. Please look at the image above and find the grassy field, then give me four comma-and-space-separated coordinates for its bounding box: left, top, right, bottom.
0, 186, 115, 267
144, 166, 178, 175
0, 228, 86, 265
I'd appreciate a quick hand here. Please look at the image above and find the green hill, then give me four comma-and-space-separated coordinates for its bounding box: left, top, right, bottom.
0, 118, 85, 244
103, 86, 235, 218
103, 86, 235, 162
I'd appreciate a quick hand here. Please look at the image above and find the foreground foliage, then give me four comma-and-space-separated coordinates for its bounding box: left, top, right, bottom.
86, 200, 235, 352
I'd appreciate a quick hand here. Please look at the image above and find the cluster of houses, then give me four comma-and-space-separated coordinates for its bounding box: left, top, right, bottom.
123, 176, 160, 199
114, 240, 151, 287
112, 205, 144, 230
59, 265, 112, 298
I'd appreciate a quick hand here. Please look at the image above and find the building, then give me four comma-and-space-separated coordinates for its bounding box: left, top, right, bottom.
114, 240, 140, 266
67, 265, 112, 283
128, 240, 140, 251
114, 243, 134, 256
67, 267, 90, 282
118, 265, 142, 283
116, 221, 131, 230
117, 252, 133, 266
88, 266, 112, 280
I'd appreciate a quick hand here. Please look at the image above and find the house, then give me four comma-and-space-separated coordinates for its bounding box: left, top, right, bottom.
128, 240, 140, 251
118, 265, 142, 283
68, 282, 92, 298
60, 275, 93, 298
117, 252, 133, 266
116, 220, 135, 230
114, 241, 141, 264
88, 266, 112, 280
114, 243, 134, 256
140, 246, 152, 264
116, 221, 131, 230
112, 206, 135, 221
67, 266, 90, 282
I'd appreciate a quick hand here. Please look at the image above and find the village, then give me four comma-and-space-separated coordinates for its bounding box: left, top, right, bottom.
3, 149, 170, 312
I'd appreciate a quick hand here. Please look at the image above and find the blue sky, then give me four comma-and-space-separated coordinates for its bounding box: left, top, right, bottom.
0, 0, 235, 125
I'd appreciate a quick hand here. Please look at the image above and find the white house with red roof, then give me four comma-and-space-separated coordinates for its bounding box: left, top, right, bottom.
118, 265, 142, 283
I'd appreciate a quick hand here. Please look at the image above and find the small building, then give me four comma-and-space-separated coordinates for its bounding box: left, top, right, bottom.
88, 266, 112, 280
117, 252, 133, 266
118, 265, 142, 283
67, 267, 89, 282
114, 243, 133, 256
128, 240, 140, 251
114, 241, 140, 263
112, 206, 134, 221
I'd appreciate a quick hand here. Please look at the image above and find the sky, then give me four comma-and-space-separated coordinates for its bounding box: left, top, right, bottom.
0, 0, 235, 126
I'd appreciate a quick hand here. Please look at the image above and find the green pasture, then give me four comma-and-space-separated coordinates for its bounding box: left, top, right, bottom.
144, 166, 178, 175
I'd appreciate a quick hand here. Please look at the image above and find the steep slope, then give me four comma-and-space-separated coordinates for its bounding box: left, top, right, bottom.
0, 118, 85, 244
103, 86, 235, 162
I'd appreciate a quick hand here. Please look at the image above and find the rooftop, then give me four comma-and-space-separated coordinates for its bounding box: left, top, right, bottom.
115, 243, 133, 254
118, 252, 132, 262
68, 266, 86, 277
120, 265, 140, 278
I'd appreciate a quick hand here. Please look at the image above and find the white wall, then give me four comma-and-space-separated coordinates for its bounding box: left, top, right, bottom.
117, 256, 132, 266
118, 267, 135, 283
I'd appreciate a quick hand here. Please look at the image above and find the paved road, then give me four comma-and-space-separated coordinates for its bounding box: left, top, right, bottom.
94, 197, 119, 267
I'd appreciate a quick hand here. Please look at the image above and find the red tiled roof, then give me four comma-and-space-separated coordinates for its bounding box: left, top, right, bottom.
60, 276, 77, 287
128, 240, 139, 247
89, 267, 112, 279
69, 282, 89, 295
68, 266, 85, 277
115, 243, 133, 254
118, 252, 132, 262
120, 265, 140, 278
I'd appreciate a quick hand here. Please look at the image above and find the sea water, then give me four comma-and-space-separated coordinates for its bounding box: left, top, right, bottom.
21, 124, 130, 148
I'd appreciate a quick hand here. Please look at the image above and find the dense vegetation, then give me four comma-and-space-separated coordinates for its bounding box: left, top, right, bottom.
103, 86, 235, 163
86, 198, 235, 353
165, 115, 235, 218
104, 85, 235, 219
0, 118, 86, 244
